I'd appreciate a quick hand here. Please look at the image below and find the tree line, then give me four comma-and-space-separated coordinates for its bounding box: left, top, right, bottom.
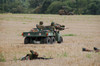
0, 0, 100, 15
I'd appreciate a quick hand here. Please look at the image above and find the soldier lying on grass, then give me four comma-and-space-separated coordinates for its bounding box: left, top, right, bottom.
21, 50, 53, 60
82, 47, 100, 52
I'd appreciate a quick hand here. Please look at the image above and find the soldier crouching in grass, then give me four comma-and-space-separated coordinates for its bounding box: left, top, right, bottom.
21, 50, 38, 60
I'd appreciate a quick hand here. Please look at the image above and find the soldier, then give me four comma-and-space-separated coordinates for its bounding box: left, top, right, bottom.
94, 47, 100, 52
21, 50, 38, 60
82, 48, 93, 52
51, 22, 64, 43
51, 22, 56, 30
39, 21, 43, 25
36, 21, 44, 30
55, 24, 65, 30
51, 22, 65, 30
51, 22, 55, 26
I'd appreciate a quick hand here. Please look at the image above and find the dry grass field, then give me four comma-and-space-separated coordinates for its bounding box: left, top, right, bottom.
0, 14, 100, 66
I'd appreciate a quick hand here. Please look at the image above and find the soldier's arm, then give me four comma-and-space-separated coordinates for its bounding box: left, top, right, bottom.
30, 50, 34, 55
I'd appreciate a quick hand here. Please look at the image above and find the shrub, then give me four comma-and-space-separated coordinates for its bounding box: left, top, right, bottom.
46, 1, 65, 14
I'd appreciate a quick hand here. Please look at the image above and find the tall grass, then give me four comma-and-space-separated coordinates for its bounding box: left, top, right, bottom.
86, 54, 92, 58
0, 53, 6, 62
62, 34, 77, 36
57, 52, 68, 57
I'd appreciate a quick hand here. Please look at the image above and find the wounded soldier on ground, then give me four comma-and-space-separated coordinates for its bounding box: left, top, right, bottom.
21, 50, 38, 60
21, 50, 53, 60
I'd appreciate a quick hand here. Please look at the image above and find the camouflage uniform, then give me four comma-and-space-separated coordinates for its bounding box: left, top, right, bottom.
51, 22, 65, 30
37, 21, 44, 29
29, 50, 38, 59
51, 22, 56, 30
55, 24, 65, 30
21, 50, 38, 60
50, 22, 65, 42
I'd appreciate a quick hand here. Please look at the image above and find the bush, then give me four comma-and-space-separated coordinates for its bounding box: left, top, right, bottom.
41, 0, 52, 14
11, 5, 25, 13
33, 6, 42, 14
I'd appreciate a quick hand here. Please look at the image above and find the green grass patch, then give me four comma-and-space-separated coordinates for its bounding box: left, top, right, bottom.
23, 23, 26, 24
57, 52, 68, 57
98, 52, 100, 55
0, 53, 6, 62
13, 56, 20, 62
63, 52, 68, 57
62, 34, 77, 36
13, 56, 17, 62
86, 54, 91, 58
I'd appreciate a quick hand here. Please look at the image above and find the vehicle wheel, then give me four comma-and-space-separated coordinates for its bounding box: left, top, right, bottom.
51, 37, 56, 44
44, 37, 52, 44
30, 37, 33, 43
24, 37, 30, 44
57, 36, 63, 44
40, 38, 45, 44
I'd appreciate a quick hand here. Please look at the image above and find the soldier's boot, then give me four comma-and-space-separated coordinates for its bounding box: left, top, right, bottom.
94, 47, 100, 52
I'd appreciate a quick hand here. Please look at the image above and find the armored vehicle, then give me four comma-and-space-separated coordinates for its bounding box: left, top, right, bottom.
59, 9, 74, 15
59, 6, 74, 15
22, 23, 65, 44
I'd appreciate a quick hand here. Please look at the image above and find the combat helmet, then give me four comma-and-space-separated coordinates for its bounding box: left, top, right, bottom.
51, 22, 55, 26
39, 21, 43, 25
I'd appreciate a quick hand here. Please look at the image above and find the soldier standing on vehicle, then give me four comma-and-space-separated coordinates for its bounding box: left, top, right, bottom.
51, 22, 56, 31
36, 21, 44, 30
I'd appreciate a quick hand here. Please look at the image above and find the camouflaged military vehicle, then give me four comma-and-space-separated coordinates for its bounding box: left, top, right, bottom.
22, 23, 65, 44
59, 9, 74, 15
59, 6, 74, 15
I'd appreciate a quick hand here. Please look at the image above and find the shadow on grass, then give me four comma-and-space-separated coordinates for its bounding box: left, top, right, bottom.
35, 57, 53, 60
21, 56, 53, 61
